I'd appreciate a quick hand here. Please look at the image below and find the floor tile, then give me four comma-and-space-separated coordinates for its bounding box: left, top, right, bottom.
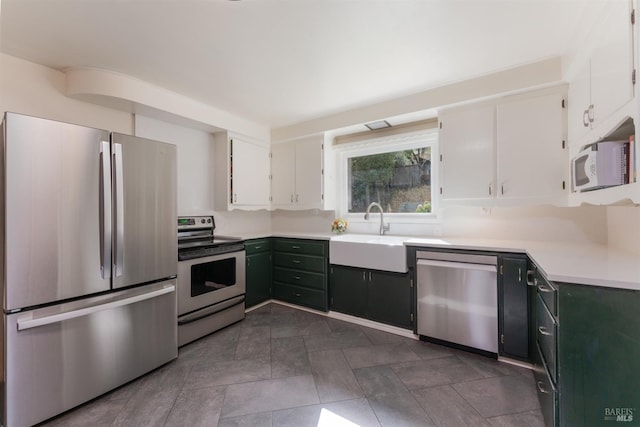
112, 389, 179, 427
272, 398, 381, 427
403, 338, 455, 360
452, 375, 540, 418
367, 391, 436, 427
134, 361, 191, 394
326, 317, 365, 333
271, 316, 331, 339
164, 386, 226, 427
218, 411, 273, 427
176, 323, 241, 367
220, 375, 319, 418
235, 325, 271, 360
488, 409, 546, 427
457, 352, 527, 378
41, 398, 127, 427
360, 326, 406, 344
308, 349, 364, 403
392, 356, 485, 389
342, 342, 421, 369
271, 336, 312, 378
184, 356, 271, 389
412, 385, 491, 427
353, 365, 408, 397
303, 330, 372, 352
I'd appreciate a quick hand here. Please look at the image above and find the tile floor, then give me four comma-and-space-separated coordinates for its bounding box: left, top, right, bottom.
40, 303, 544, 427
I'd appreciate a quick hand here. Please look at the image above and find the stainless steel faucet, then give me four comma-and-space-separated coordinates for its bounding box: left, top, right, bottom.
364, 202, 390, 235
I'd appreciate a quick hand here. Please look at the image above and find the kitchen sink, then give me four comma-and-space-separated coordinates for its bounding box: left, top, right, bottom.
329, 234, 408, 273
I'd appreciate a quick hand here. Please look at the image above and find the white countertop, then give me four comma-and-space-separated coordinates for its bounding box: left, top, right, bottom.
405, 237, 640, 291
236, 232, 640, 291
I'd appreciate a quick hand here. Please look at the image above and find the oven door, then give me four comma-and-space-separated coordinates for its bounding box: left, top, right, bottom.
177, 250, 246, 316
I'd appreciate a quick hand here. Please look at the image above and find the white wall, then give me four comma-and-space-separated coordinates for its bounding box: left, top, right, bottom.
606, 206, 640, 255
0, 53, 132, 133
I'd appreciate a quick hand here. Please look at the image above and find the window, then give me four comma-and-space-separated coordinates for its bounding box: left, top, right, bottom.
336, 129, 439, 221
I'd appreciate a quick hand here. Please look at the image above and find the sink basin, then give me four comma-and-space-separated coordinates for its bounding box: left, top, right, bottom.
329, 234, 408, 273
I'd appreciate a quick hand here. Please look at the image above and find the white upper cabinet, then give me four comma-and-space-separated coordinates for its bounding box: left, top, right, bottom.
271, 136, 324, 209
439, 104, 495, 200
440, 87, 567, 205
497, 91, 567, 201
214, 132, 271, 210
567, 0, 635, 146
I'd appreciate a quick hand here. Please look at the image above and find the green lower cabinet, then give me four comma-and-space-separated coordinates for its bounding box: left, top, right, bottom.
498, 255, 531, 361
557, 283, 640, 427
329, 265, 368, 318
245, 239, 272, 308
330, 265, 413, 329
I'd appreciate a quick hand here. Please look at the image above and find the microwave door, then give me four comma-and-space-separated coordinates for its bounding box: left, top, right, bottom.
574, 154, 591, 188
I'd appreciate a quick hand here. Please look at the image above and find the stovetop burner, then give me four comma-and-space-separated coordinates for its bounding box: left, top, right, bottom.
177, 215, 244, 261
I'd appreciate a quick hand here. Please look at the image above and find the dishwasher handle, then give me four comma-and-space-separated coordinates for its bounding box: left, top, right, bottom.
417, 258, 497, 273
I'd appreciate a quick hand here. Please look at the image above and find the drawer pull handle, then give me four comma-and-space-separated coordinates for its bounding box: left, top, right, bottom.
294, 293, 301, 297
538, 283, 553, 293
536, 380, 550, 394
293, 276, 301, 280
254, 245, 262, 250
292, 260, 301, 264
292, 245, 301, 249
538, 326, 552, 337
526, 270, 536, 287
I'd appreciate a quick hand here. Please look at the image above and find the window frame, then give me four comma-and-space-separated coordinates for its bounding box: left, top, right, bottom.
335, 129, 440, 224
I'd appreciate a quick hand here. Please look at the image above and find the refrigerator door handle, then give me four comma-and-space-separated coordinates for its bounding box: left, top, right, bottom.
16, 284, 175, 331
113, 142, 125, 277
100, 141, 112, 279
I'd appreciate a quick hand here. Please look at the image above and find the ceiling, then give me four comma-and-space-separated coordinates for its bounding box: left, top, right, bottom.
1, 0, 600, 130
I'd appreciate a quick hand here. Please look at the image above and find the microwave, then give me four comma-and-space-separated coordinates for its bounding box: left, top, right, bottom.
572, 140, 627, 192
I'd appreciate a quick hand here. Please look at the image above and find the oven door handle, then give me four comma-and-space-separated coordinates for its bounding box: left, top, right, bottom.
178, 295, 245, 325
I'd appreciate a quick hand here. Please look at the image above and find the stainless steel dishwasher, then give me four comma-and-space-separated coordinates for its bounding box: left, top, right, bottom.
416, 250, 498, 354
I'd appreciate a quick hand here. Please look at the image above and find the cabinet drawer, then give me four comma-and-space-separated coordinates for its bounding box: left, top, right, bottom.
536, 293, 557, 383
273, 253, 325, 273
273, 283, 326, 311
536, 271, 557, 317
273, 267, 324, 290
273, 239, 326, 256
245, 238, 271, 255
534, 344, 558, 427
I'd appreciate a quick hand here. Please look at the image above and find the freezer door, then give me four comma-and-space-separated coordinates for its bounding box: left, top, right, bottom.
3, 113, 112, 311
3, 280, 177, 427
111, 133, 177, 289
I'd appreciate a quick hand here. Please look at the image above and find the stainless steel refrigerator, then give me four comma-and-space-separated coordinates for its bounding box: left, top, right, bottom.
0, 112, 178, 427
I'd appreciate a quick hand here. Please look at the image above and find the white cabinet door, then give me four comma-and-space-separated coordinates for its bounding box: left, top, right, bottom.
497, 92, 566, 200
271, 142, 296, 206
567, 60, 592, 143
590, 0, 634, 129
294, 138, 323, 207
440, 105, 495, 200
232, 138, 271, 207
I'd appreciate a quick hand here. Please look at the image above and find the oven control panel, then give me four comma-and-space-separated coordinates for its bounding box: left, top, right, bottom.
178, 216, 215, 230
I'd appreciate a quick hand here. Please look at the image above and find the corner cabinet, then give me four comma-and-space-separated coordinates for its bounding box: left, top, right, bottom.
271, 135, 324, 209
245, 238, 272, 308
439, 87, 568, 205
272, 238, 329, 311
329, 265, 413, 329
532, 269, 640, 427
213, 132, 271, 210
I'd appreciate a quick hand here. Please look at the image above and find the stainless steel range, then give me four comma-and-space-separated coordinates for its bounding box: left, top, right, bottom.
177, 215, 246, 346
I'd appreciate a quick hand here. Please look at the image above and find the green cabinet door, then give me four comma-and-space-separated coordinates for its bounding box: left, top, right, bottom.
558, 283, 640, 427
499, 256, 530, 361
245, 239, 272, 308
368, 270, 412, 329
329, 265, 367, 318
